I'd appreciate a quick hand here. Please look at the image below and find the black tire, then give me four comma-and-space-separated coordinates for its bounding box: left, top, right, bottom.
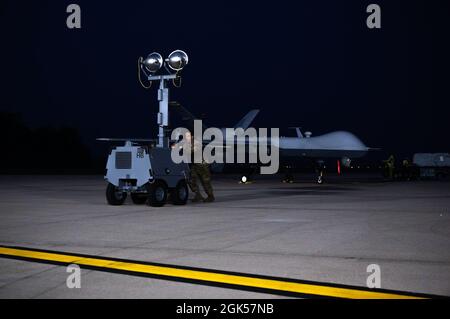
106, 183, 127, 205
146, 180, 168, 207
171, 180, 189, 205
131, 193, 147, 204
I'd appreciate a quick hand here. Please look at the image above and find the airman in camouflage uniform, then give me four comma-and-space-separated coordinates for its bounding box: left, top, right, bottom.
383, 154, 395, 180
185, 132, 215, 203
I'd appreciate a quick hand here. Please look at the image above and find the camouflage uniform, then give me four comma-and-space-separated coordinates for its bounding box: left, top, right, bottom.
190, 163, 214, 201
188, 138, 215, 202
383, 155, 395, 180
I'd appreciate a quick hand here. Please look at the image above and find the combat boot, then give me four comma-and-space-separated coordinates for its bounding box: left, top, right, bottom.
192, 192, 204, 202
203, 194, 215, 203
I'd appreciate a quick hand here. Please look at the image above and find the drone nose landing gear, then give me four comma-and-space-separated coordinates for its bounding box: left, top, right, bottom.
316, 160, 326, 184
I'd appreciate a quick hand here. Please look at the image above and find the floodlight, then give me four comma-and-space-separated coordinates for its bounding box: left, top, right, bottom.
167, 50, 189, 71
142, 52, 163, 73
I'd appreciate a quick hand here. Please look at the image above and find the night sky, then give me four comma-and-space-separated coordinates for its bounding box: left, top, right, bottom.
1, 0, 449, 163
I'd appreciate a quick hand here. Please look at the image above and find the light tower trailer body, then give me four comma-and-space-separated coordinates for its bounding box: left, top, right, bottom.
101, 50, 191, 207
104, 141, 189, 207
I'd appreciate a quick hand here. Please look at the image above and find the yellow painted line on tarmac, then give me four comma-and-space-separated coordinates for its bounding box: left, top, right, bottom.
0, 246, 426, 299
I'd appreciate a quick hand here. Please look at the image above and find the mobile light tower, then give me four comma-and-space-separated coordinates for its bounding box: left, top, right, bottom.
99, 50, 190, 208
138, 50, 189, 148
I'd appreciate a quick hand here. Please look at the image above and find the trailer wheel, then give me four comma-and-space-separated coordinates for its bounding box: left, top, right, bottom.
171, 180, 189, 205
106, 183, 127, 205
146, 180, 168, 207
131, 193, 147, 204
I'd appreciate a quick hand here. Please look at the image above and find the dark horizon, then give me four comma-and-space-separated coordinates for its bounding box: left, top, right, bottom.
1, 0, 449, 168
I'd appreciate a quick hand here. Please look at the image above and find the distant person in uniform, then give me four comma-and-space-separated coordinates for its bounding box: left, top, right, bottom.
185, 131, 215, 203
401, 158, 412, 180
383, 155, 395, 180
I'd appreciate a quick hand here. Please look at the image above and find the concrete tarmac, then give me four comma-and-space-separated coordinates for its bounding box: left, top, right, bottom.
0, 175, 449, 298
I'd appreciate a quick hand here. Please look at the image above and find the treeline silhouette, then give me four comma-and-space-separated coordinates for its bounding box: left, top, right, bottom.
1, 112, 95, 173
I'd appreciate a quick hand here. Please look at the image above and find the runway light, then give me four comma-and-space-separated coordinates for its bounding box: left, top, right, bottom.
143, 52, 163, 73
241, 176, 247, 183
167, 50, 189, 71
